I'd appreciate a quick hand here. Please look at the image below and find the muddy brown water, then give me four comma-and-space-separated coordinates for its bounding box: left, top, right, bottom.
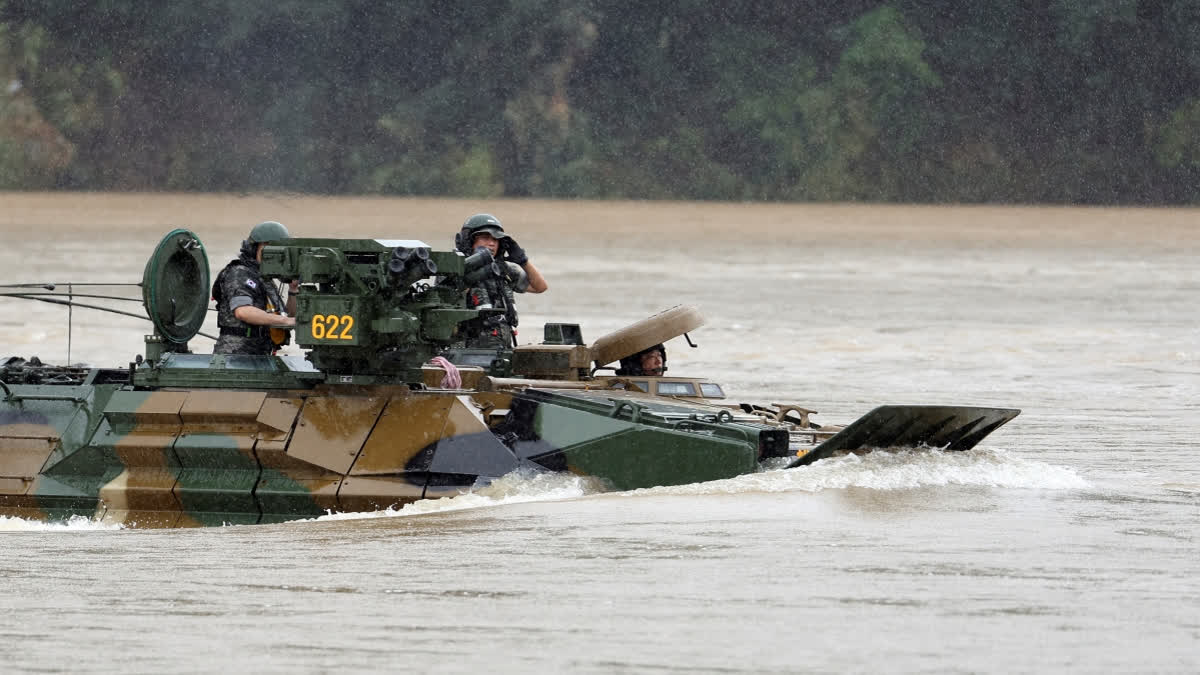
0, 193, 1197, 673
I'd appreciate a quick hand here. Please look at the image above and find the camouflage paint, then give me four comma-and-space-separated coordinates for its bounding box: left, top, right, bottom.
9, 384, 117, 522
253, 395, 340, 523
0, 384, 495, 527
173, 390, 266, 526
509, 394, 759, 491
0, 381, 1018, 528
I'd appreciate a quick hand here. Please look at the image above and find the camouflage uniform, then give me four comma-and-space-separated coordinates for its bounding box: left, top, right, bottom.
454, 214, 533, 350
212, 258, 285, 355
463, 279, 517, 349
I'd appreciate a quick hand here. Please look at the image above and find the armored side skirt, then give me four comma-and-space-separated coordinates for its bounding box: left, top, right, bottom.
0, 382, 778, 527
0, 378, 1018, 528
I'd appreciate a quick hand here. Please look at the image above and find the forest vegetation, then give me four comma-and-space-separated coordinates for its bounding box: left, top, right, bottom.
1, 1, 1198, 204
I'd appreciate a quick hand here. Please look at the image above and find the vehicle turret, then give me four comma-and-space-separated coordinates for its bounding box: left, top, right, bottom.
258, 237, 496, 379
140, 232, 521, 385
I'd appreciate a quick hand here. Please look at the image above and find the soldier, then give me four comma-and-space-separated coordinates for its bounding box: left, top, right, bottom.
617, 344, 667, 377
455, 213, 547, 348
211, 221, 297, 356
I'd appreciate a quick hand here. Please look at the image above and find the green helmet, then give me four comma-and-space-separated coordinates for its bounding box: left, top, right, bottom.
248, 221, 291, 243
455, 213, 508, 254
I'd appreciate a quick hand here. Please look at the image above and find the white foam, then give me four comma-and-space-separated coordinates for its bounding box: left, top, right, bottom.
305, 448, 1087, 522
0, 514, 124, 532
1163, 482, 1200, 494
624, 447, 1090, 496
307, 469, 608, 523
0, 451, 1087, 529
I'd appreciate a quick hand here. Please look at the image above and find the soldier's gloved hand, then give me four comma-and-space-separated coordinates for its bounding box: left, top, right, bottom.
504, 261, 531, 293
504, 238, 528, 266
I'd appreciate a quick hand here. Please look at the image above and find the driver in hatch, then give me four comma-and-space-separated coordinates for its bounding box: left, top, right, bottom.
616, 343, 667, 377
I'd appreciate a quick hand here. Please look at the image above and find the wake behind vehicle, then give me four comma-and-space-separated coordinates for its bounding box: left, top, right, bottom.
0, 230, 1019, 527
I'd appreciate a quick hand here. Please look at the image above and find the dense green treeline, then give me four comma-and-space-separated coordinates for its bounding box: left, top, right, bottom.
2, 0, 1199, 203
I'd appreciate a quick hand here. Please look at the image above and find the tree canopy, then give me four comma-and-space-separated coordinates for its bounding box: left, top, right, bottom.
1, 0, 1198, 203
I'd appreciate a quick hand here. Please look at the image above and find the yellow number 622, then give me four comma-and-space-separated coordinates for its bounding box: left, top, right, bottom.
310, 314, 355, 340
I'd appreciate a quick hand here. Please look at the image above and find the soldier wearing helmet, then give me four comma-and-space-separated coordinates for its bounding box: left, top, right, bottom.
211, 221, 297, 356
616, 344, 667, 377
455, 213, 548, 348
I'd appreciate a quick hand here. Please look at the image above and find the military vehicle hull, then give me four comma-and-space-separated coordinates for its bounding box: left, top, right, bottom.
0, 360, 1018, 527
0, 378, 769, 526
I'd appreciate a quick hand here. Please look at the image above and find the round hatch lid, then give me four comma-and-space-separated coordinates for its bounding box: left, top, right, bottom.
142, 229, 210, 344
590, 305, 706, 367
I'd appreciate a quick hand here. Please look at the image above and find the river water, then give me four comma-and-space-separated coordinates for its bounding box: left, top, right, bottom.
0, 195, 1196, 673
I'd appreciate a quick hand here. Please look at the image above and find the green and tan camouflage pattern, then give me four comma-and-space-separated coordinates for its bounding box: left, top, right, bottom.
0, 375, 797, 528
0, 383, 512, 527
0, 373, 1019, 528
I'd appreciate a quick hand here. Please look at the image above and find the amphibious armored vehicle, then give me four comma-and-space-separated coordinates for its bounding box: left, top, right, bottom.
0, 230, 1019, 527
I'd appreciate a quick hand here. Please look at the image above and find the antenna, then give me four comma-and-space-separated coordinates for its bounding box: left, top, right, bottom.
67, 283, 73, 364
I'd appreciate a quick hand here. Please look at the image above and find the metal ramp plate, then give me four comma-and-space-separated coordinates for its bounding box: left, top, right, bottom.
787, 405, 1020, 468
